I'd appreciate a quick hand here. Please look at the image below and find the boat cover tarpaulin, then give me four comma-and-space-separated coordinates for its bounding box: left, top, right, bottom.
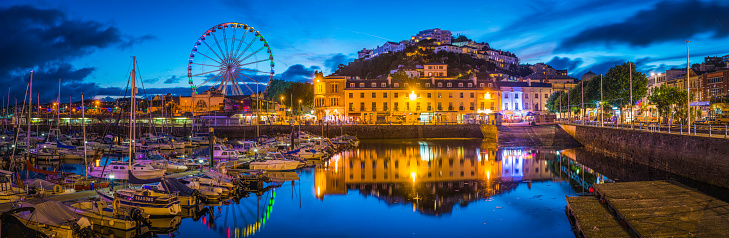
285, 149, 300, 155
24, 179, 59, 191
160, 178, 195, 196
56, 139, 76, 149
25, 201, 81, 226
128, 170, 162, 184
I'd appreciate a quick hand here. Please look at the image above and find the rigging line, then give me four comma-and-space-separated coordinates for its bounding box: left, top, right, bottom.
200, 40, 226, 65
238, 58, 271, 68
191, 68, 226, 78
234, 34, 259, 61
210, 31, 228, 64
222, 26, 229, 60
237, 46, 266, 64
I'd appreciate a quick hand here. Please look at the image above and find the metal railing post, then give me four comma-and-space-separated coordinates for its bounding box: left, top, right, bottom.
709, 125, 712, 136
668, 124, 671, 133
725, 125, 727, 138
694, 124, 696, 135
680, 124, 682, 134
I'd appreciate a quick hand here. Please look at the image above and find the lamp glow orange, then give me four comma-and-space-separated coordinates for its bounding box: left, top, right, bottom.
409, 91, 417, 101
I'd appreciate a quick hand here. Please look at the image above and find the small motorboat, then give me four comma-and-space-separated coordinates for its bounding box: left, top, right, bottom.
12, 200, 94, 238
97, 188, 181, 216
63, 174, 109, 191
87, 162, 166, 180
67, 200, 151, 231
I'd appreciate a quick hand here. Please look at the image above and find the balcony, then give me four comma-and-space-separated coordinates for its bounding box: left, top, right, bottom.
437, 106, 443, 111
459, 106, 464, 111
448, 106, 454, 111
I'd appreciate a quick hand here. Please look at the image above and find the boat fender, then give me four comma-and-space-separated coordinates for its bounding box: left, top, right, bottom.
77, 217, 91, 229
109, 219, 114, 226
113, 199, 121, 215
53, 184, 63, 194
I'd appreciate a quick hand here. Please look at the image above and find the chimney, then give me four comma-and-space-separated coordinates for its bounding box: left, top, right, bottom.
528, 78, 532, 87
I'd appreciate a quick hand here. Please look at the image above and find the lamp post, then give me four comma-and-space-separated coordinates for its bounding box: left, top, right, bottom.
686, 40, 691, 134
630, 62, 633, 130
298, 99, 302, 124
280, 95, 284, 123
409, 91, 417, 124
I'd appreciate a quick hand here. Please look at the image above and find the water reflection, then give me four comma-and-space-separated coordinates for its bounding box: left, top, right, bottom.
314, 140, 610, 215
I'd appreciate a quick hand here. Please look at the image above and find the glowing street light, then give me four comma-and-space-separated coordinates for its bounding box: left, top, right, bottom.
410, 172, 416, 183
409, 91, 417, 101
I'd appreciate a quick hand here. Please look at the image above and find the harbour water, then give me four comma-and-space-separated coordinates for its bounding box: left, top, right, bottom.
30, 138, 729, 237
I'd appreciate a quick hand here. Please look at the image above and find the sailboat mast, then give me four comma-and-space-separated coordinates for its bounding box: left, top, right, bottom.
130, 56, 136, 167
82, 93, 87, 178
27, 71, 32, 156
57, 78, 60, 133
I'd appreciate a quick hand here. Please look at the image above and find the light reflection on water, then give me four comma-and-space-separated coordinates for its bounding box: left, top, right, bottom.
173, 139, 609, 238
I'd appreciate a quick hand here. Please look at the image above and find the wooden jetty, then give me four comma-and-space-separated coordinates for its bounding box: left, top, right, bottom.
566, 181, 729, 237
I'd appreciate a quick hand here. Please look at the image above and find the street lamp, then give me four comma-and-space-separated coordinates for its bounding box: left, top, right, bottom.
409, 91, 417, 101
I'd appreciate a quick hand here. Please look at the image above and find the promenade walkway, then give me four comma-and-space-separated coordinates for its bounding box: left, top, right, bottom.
560, 120, 729, 140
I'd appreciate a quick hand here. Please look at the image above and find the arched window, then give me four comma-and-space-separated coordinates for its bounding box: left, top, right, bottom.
195, 100, 207, 109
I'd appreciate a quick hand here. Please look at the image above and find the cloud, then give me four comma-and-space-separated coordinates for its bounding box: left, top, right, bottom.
557, 0, 729, 52
163, 75, 183, 84
119, 34, 157, 50
0, 5, 154, 102
546, 56, 583, 72
279, 64, 320, 82
323, 53, 354, 73
143, 78, 159, 84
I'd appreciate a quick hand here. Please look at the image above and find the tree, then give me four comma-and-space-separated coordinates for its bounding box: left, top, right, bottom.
264, 78, 292, 101
603, 62, 648, 123
283, 82, 314, 109
647, 84, 693, 124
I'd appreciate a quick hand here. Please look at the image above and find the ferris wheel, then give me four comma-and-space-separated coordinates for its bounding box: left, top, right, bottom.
187, 22, 274, 95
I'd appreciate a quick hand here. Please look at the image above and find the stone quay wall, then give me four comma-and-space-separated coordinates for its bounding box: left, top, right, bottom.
42, 124, 490, 140
560, 124, 729, 188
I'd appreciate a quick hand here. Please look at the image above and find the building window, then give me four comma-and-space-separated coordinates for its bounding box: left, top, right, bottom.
535, 103, 539, 110
330, 97, 339, 106
359, 83, 364, 87
545, 94, 548, 99
394, 102, 399, 111
535, 93, 538, 99
331, 84, 339, 93
372, 93, 376, 98
359, 102, 365, 111
416, 102, 421, 111
448, 102, 453, 111
348, 93, 353, 98
383, 93, 388, 98
372, 102, 377, 111
394, 92, 399, 98
459, 93, 464, 98
404, 83, 409, 87
515, 94, 519, 99
468, 83, 473, 87
480, 83, 484, 87
449, 93, 453, 98
504, 103, 509, 110
447, 83, 452, 87
425, 83, 431, 87
470, 93, 474, 98
438, 102, 443, 110
360, 93, 364, 98
427, 102, 432, 111
524, 103, 529, 110
438, 82, 442, 87
381, 83, 386, 87
515, 104, 519, 110
480, 102, 485, 110
394, 83, 399, 88
383, 102, 388, 111
348, 103, 353, 111
406, 102, 410, 111
350, 83, 354, 88
525, 94, 529, 99
371, 83, 376, 87
458, 83, 463, 87
459, 102, 464, 111
491, 102, 495, 110
470, 102, 475, 110
505, 93, 509, 99
488, 83, 493, 88
416, 83, 420, 88
427, 93, 432, 98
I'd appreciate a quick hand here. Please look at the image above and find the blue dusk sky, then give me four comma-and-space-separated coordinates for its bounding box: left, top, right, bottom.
1, 0, 728, 102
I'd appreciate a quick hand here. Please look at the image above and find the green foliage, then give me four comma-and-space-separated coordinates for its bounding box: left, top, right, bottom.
545, 91, 564, 113
264, 78, 291, 101
516, 64, 533, 77
452, 35, 471, 43
545, 62, 648, 119
283, 82, 314, 108
647, 84, 693, 124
